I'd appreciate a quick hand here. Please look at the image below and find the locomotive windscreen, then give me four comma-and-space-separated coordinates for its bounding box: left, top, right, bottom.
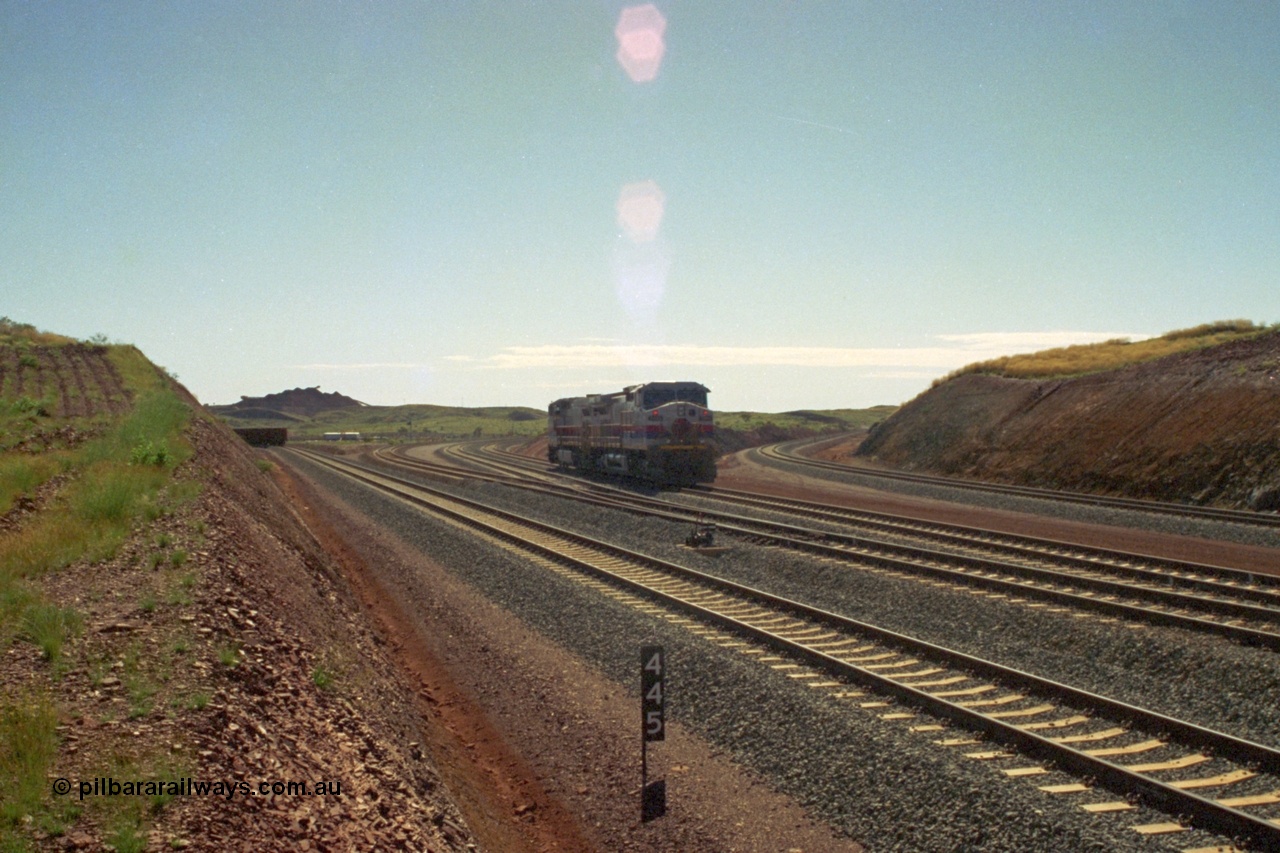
640, 386, 708, 408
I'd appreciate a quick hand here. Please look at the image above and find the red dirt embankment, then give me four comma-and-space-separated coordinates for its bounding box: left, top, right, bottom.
856, 330, 1280, 510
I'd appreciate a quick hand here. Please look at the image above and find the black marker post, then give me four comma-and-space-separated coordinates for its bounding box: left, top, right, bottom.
640, 644, 666, 821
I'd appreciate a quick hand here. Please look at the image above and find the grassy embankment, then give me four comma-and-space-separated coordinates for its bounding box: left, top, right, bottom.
1, 321, 197, 852
937, 320, 1275, 384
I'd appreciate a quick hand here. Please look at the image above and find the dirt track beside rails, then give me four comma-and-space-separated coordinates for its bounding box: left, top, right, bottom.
268, 459, 592, 853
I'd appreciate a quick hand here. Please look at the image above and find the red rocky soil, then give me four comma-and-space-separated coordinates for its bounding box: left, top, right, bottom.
6, 413, 470, 851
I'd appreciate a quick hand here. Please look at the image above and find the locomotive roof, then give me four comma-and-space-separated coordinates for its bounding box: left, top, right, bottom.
622, 381, 710, 393
549, 381, 710, 409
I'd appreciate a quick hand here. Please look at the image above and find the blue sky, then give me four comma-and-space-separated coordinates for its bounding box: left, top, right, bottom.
4, 2, 1277, 411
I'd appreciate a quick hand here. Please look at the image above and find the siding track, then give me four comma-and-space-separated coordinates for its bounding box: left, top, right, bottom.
761, 439, 1280, 529
293, 447, 1280, 849
374, 444, 1280, 650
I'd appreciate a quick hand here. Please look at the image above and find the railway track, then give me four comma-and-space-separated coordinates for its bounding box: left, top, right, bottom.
672, 486, 1280, 627
471, 441, 1280, 622
369, 441, 544, 482
692, 483, 1280, 599
289, 447, 1280, 849
759, 438, 1280, 530
368, 443, 1280, 650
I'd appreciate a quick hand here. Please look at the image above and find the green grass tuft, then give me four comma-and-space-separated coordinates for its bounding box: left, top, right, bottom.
129, 440, 171, 467
184, 691, 210, 711
0, 455, 57, 517
20, 604, 83, 662
105, 821, 147, 853
0, 695, 61, 843
73, 466, 150, 524
311, 665, 337, 690
216, 643, 240, 668
0, 583, 38, 644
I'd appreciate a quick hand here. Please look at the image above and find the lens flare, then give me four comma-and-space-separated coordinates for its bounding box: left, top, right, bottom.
615, 4, 667, 83
616, 179, 666, 243
613, 238, 669, 324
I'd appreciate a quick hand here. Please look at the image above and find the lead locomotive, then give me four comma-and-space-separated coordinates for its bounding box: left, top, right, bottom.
547, 381, 716, 485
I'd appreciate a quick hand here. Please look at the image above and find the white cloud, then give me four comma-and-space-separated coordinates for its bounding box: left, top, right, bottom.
289, 362, 424, 371
525, 377, 639, 391
935, 331, 1145, 350
862, 370, 948, 380
444, 331, 1150, 372
470, 345, 949, 369
285, 331, 1150, 381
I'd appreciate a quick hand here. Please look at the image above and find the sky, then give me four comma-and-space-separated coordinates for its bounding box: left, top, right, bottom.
3, 2, 1277, 412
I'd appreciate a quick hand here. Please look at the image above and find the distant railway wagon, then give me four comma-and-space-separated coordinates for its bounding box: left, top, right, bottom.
322, 432, 362, 442
233, 427, 288, 447
548, 381, 716, 485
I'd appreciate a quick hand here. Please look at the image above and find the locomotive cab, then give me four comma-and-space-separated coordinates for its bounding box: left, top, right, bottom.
619, 381, 716, 484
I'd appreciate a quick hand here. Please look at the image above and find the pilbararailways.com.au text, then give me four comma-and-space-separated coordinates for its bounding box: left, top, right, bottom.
52, 777, 343, 801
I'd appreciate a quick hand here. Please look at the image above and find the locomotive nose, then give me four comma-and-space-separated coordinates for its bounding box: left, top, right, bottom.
671, 417, 693, 442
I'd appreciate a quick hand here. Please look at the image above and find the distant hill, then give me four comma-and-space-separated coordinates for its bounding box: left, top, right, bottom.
211, 390, 549, 440
856, 322, 1280, 510
713, 406, 897, 453
715, 407, 896, 432
215, 386, 365, 418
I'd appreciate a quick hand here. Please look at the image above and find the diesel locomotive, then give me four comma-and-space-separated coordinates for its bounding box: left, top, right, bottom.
547, 381, 716, 484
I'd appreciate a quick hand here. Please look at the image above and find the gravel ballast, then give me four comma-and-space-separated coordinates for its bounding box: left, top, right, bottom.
290, 452, 1259, 851
469, 477, 1280, 749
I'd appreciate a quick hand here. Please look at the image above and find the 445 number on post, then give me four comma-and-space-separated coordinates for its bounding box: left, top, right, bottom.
641, 645, 665, 742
